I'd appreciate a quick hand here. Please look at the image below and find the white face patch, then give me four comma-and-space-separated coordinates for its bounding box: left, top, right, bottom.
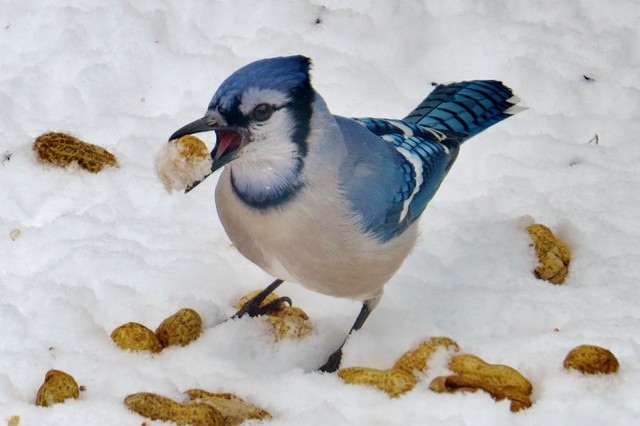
239, 87, 290, 115
241, 107, 297, 161
230, 106, 303, 200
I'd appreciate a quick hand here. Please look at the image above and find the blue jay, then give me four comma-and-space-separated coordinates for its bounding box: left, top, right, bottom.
169, 55, 523, 372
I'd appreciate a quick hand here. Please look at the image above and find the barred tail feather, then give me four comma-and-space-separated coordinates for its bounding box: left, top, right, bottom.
403, 80, 525, 138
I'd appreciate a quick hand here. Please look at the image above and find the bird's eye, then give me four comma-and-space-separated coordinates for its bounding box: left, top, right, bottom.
252, 103, 273, 122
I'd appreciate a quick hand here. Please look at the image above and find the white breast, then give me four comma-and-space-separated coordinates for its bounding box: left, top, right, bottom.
214, 167, 418, 301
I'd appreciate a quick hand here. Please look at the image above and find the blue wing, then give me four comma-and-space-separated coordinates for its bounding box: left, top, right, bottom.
336, 116, 462, 243
336, 80, 522, 243
353, 118, 462, 239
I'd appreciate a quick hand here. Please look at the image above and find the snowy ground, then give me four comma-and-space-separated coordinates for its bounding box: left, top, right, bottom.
1, 0, 639, 424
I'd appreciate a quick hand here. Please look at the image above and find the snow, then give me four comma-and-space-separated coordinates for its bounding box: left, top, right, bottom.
1, 0, 639, 424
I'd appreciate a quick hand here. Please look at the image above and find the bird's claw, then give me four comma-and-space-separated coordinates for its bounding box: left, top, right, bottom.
318, 348, 343, 373
233, 296, 292, 319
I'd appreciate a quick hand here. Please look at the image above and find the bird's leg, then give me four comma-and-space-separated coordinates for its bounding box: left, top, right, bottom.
318, 296, 380, 373
232, 278, 291, 318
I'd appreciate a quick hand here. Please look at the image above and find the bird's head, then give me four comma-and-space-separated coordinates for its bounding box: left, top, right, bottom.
169, 55, 316, 193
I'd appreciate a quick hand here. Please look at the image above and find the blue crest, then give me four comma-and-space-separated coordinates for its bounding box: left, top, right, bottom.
208, 55, 312, 113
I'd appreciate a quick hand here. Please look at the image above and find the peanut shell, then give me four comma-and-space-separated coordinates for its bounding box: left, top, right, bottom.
156, 135, 212, 193
527, 224, 571, 284
124, 392, 223, 426
393, 336, 460, 375
111, 322, 162, 353
35, 369, 80, 407
429, 354, 533, 412
263, 306, 313, 341
174, 135, 209, 161
337, 367, 417, 398
185, 389, 272, 425
155, 308, 203, 348
33, 132, 117, 173
235, 290, 313, 340
563, 344, 619, 374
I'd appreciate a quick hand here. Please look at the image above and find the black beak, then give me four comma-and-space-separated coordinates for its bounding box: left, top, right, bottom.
169, 112, 243, 193
169, 115, 222, 141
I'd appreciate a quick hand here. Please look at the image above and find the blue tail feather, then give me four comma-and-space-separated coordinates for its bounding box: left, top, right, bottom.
403, 80, 522, 138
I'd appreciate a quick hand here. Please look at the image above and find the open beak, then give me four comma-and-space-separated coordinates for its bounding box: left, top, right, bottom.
169, 112, 244, 192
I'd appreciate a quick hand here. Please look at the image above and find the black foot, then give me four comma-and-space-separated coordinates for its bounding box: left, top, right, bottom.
233, 295, 291, 319
317, 298, 379, 373
318, 348, 343, 373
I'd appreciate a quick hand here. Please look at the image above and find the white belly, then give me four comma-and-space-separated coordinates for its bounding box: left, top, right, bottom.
214, 170, 418, 301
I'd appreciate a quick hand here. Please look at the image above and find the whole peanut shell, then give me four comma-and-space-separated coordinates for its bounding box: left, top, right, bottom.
35, 369, 80, 407
563, 344, 619, 374
155, 308, 203, 348
393, 337, 460, 375
124, 392, 223, 426
338, 366, 418, 398
111, 322, 163, 353
429, 354, 533, 412
185, 389, 272, 425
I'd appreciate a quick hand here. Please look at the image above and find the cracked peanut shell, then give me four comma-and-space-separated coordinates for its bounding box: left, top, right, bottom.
527, 224, 571, 284
33, 132, 117, 173
263, 306, 313, 341
235, 290, 313, 341
155, 135, 212, 193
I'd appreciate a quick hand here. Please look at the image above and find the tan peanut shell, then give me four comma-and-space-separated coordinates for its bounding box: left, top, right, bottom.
527, 224, 571, 284
156, 135, 212, 193
563, 344, 619, 374
185, 389, 272, 425
155, 308, 203, 348
393, 337, 460, 374
263, 306, 313, 340
33, 132, 117, 173
429, 354, 533, 412
124, 392, 223, 426
35, 369, 80, 407
111, 322, 163, 353
337, 367, 418, 398
174, 135, 209, 161
235, 290, 313, 341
